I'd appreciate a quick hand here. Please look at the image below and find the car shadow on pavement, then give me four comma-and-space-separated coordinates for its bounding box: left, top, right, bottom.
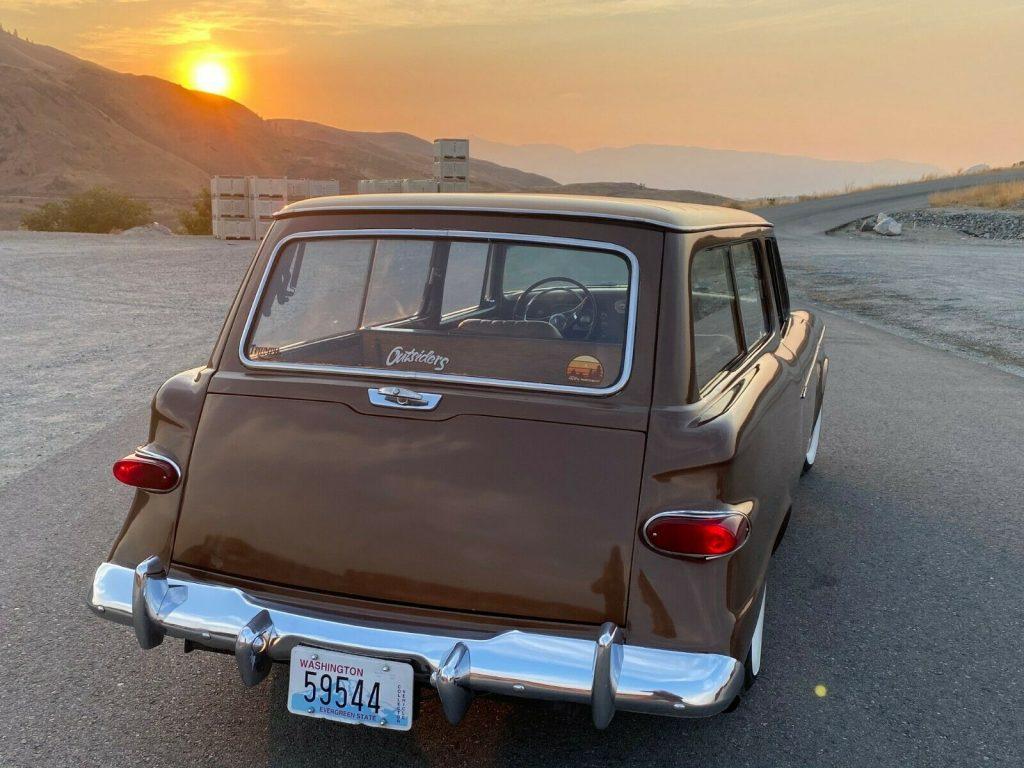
259, 666, 732, 767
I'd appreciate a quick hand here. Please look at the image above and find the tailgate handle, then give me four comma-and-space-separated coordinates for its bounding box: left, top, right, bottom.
369, 386, 442, 411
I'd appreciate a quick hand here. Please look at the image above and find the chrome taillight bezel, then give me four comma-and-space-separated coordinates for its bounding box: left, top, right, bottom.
642, 510, 752, 560
112, 447, 181, 493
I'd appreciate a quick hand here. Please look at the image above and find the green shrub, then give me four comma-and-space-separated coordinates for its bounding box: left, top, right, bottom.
21, 187, 152, 233
178, 188, 212, 235
20, 201, 67, 231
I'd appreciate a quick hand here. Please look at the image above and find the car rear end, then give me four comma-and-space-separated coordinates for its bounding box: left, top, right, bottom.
89, 201, 746, 729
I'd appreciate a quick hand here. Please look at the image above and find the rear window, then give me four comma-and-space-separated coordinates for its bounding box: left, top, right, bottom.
244, 234, 636, 393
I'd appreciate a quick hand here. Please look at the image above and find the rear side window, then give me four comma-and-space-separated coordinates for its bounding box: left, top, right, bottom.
690, 240, 772, 393
690, 246, 741, 390
766, 238, 790, 323
244, 234, 636, 394
730, 242, 768, 348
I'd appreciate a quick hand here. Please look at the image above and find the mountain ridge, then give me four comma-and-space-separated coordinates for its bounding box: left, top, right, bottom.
0, 29, 555, 204
471, 137, 945, 199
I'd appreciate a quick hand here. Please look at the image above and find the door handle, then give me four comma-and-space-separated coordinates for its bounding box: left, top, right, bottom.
368, 386, 442, 411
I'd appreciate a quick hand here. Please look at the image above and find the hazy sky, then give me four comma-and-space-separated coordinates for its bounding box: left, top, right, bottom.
3, 0, 1022, 169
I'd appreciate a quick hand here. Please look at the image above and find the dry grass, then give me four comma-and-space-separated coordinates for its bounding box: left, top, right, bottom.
928, 181, 1024, 209
739, 167, 1024, 210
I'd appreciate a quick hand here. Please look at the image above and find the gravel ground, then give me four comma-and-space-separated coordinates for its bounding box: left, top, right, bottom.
0, 227, 1021, 488
0, 226, 1022, 766
0, 231, 256, 487
781, 229, 1024, 376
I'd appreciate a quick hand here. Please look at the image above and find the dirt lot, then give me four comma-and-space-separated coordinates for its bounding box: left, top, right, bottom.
1, 228, 1022, 766
0, 231, 256, 487
1, 227, 1022, 487
781, 228, 1024, 376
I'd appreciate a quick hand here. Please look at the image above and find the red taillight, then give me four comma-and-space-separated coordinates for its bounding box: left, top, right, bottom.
643, 512, 750, 558
112, 453, 179, 492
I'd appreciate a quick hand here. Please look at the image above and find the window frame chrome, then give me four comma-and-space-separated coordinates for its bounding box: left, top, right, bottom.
238, 229, 640, 397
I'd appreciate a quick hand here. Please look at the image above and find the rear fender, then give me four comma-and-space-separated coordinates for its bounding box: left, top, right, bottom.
108, 366, 213, 567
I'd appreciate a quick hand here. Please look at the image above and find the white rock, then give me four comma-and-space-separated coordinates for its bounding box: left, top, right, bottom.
873, 216, 903, 236
122, 222, 174, 237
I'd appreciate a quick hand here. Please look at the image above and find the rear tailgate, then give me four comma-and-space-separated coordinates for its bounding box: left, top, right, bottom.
171, 217, 662, 625
174, 392, 645, 624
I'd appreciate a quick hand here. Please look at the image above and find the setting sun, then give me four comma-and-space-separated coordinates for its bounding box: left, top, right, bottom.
189, 60, 231, 96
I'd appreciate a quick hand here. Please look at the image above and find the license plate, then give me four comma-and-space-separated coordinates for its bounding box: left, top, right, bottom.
287, 646, 414, 731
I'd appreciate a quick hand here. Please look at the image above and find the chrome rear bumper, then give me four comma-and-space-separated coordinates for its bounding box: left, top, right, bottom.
88, 557, 743, 728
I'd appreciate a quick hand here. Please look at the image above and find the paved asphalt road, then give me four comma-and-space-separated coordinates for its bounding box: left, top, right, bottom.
756, 165, 1024, 234
1, 187, 1022, 766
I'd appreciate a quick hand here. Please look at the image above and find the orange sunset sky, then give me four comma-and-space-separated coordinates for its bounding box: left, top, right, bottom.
2, 0, 1022, 169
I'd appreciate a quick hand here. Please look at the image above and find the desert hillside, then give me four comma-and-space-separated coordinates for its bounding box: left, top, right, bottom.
0, 29, 554, 204
473, 138, 945, 199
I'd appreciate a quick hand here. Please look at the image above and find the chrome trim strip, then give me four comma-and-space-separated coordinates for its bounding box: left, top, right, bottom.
237, 229, 640, 397
275, 204, 773, 233
88, 560, 743, 725
642, 507, 753, 560
800, 325, 826, 399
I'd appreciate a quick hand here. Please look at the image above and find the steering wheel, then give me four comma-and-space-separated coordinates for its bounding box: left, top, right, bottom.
512, 276, 598, 339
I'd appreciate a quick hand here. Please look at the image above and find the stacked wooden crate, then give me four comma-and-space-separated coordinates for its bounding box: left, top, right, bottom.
433, 139, 470, 192
355, 138, 471, 195
211, 176, 340, 240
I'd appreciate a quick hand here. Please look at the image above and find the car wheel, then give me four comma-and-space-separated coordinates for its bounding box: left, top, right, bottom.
744, 583, 766, 689
802, 406, 822, 475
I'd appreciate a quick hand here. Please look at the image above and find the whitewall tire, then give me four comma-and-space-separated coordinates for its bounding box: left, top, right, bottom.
802, 407, 822, 475
744, 584, 766, 689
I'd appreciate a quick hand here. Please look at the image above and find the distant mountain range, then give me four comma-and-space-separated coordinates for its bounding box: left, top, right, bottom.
0, 27, 944, 218
472, 138, 945, 199
0, 30, 552, 202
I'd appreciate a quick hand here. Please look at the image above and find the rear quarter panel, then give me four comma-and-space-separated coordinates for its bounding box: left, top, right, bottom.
626, 228, 813, 659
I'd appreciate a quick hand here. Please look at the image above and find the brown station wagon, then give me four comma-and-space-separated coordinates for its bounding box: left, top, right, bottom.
89, 193, 828, 730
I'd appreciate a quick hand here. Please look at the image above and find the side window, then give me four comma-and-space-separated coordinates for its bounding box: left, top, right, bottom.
730, 241, 769, 347
766, 238, 790, 324
690, 245, 742, 390
441, 241, 489, 316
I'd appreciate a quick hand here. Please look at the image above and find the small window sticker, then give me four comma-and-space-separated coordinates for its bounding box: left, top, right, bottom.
566, 355, 604, 385
249, 345, 281, 360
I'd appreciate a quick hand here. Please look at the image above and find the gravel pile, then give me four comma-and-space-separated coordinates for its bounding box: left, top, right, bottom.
841, 208, 1024, 240
892, 208, 1024, 240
